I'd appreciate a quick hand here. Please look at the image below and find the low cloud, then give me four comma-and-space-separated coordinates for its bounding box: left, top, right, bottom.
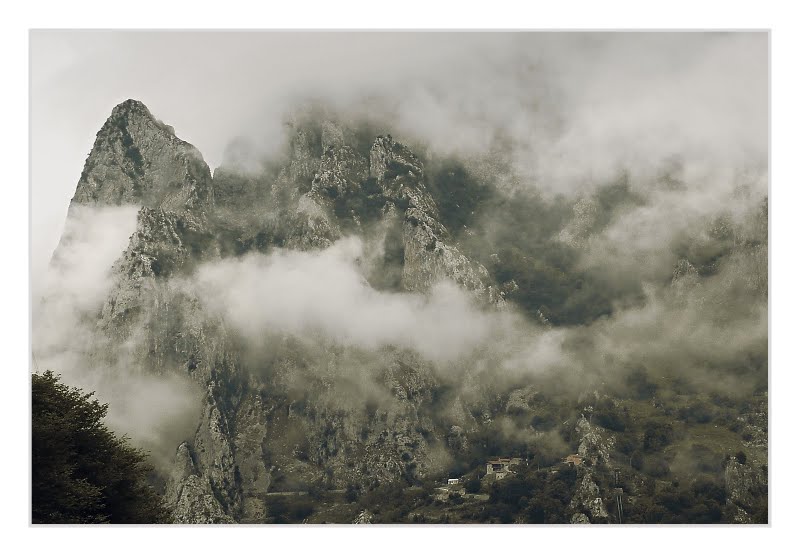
189, 237, 524, 364
33, 205, 139, 362
185, 212, 766, 399
32, 205, 203, 469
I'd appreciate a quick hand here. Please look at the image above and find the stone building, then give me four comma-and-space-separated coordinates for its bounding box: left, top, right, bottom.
485, 457, 523, 480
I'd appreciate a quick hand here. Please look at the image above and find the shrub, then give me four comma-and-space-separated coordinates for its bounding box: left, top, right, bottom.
464, 477, 481, 494
643, 422, 674, 452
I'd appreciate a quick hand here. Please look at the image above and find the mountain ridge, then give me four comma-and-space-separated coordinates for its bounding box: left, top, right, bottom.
40, 99, 768, 524
58, 99, 506, 522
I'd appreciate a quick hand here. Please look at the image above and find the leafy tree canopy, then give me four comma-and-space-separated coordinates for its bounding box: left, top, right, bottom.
32, 370, 170, 524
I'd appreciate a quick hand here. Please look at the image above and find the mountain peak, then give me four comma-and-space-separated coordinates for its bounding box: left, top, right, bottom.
108, 99, 176, 136
70, 100, 211, 212
111, 98, 149, 115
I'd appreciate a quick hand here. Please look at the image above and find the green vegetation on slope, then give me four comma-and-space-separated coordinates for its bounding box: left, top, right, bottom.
32, 370, 170, 524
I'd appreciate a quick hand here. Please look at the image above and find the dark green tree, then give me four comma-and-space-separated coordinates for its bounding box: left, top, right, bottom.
463, 476, 481, 494
32, 370, 170, 524
643, 421, 674, 452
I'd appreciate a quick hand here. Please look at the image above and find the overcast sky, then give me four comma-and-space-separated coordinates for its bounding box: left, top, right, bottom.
30, 31, 767, 277
30, 31, 509, 275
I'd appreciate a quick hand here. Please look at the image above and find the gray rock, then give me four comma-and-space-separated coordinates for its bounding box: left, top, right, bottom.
49, 100, 518, 523
570, 512, 590, 524
71, 99, 212, 213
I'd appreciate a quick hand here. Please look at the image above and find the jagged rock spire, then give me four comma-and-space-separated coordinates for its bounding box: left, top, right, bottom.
70, 99, 213, 213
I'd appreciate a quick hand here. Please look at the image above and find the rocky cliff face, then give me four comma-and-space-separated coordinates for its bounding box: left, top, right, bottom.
51, 101, 504, 523
724, 457, 768, 523
368, 136, 500, 301
71, 100, 213, 212
568, 414, 614, 523
44, 99, 767, 524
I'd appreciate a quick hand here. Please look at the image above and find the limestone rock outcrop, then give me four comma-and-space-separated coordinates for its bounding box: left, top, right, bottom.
71, 99, 212, 213
47, 100, 507, 523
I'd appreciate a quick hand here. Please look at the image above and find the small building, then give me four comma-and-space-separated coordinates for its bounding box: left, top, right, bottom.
485, 457, 523, 480
563, 454, 583, 466
447, 478, 460, 485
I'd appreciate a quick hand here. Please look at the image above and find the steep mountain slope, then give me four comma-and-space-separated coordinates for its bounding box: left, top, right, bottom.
42, 100, 768, 524
53, 100, 510, 523
70, 99, 213, 212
